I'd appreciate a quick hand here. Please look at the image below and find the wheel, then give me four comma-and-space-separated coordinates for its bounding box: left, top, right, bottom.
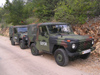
20, 40, 26, 49
11, 38, 15, 45
54, 48, 69, 66
80, 53, 90, 59
31, 43, 39, 55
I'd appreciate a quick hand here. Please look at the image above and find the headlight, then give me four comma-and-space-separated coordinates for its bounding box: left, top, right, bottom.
72, 44, 76, 49
92, 40, 94, 44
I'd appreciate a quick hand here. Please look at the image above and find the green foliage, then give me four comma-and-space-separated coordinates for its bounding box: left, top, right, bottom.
0, 23, 8, 28
0, 8, 9, 28
94, 0, 100, 16
0, 8, 5, 23
55, 0, 96, 24
0, 0, 99, 26
33, 0, 60, 21
0, 8, 2, 22
4, 0, 25, 25
23, 2, 34, 19
26, 17, 38, 24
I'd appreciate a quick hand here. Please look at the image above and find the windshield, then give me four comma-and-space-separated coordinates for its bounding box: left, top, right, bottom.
17, 27, 27, 33
47, 25, 72, 34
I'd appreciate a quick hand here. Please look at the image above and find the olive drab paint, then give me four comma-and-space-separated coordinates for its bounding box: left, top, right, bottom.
28, 22, 95, 54
9, 25, 28, 49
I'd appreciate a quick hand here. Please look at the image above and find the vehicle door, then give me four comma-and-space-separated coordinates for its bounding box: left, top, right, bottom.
36, 26, 50, 51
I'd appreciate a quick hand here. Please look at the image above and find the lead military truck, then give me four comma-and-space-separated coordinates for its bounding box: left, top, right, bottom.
9, 25, 28, 49
28, 22, 95, 66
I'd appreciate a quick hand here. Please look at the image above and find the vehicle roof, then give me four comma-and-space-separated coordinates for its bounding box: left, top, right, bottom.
40, 22, 68, 25
29, 22, 69, 26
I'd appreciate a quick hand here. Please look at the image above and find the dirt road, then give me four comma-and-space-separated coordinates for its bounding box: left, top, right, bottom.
0, 36, 89, 75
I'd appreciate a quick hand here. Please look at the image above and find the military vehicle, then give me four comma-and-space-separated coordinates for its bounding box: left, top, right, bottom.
9, 25, 28, 49
28, 22, 95, 66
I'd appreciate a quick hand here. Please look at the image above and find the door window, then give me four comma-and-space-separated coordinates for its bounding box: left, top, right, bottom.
39, 26, 48, 35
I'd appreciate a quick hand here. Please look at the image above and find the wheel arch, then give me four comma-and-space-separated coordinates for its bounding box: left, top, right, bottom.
29, 42, 35, 47
52, 44, 65, 54
10, 37, 12, 40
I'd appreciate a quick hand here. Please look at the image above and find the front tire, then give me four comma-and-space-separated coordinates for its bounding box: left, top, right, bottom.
31, 43, 39, 55
11, 38, 15, 45
20, 40, 26, 49
80, 53, 90, 59
54, 49, 69, 66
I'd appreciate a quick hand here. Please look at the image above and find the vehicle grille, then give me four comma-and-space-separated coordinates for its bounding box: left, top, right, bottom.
78, 40, 92, 50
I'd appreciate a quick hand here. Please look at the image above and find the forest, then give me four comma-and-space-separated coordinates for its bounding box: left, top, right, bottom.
0, 0, 100, 27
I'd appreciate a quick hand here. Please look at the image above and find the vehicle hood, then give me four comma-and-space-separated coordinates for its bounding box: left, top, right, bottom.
57, 34, 90, 41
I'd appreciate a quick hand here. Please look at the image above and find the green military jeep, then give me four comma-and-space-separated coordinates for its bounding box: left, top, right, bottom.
28, 22, 95, 66
9, 25, 28, 49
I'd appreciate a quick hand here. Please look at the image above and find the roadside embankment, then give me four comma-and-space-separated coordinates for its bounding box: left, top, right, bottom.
0, 28, 9, 37
73, 17, 100, 55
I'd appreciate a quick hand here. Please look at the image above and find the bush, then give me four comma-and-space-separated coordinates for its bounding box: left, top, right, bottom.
54, 0, 96, 24
33, 0, 60, 20
26, 17, 38, 24
4, 0, 25, 25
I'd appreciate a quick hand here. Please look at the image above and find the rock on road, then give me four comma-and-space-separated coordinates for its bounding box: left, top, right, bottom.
0, 36, 88, 75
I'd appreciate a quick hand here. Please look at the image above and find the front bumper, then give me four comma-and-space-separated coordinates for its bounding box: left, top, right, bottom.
66, 47, 96, 57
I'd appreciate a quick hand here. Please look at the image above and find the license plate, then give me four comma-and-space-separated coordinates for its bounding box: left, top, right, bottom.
82, 49, 91, 54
